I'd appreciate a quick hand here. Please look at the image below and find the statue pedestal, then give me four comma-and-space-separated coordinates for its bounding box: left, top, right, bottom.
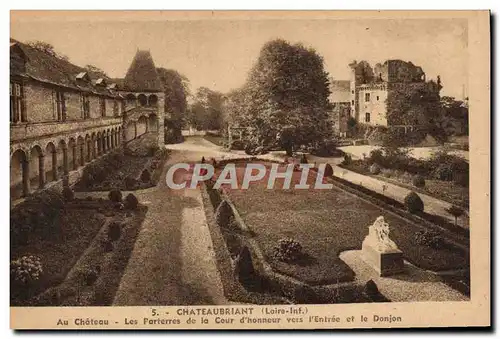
361, 242, 405, 277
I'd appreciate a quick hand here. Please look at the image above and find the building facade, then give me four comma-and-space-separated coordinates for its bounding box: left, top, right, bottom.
329, 59, 440, 136
10, 39, 165, 200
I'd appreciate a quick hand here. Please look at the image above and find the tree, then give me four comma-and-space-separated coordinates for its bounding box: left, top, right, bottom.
27, 40, 69, 61
188, 87, 224, 131
156, 68, 190, 118
85, 64, 108, 78
445, 205, 464, 227
231, 39, 332, 155
156, 68, 190, 143
438, 96, 469, 136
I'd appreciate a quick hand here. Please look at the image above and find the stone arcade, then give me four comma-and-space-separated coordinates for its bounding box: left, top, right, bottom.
10, 39, 165, 201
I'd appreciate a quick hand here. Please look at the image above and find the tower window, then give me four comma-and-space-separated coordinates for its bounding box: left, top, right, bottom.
351, 100, 354, 105
376, 96, 380, 101
365, 93, 370, 102
365, 113, 371, 123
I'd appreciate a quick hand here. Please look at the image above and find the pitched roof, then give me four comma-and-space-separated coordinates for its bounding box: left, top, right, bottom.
10, 39, 119, 98
123, 50, 163, 92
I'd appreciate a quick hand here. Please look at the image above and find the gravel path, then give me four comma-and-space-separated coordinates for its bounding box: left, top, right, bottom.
112, 145, 227, 305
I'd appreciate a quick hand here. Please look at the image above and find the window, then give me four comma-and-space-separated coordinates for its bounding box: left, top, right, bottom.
376, 96, 380, 101
351, 100, 354, 105
54, 90, 66, 121
99, 97, 106, 117
365, 113, 371, 123
351, 90, 354, 94
365, 93, 370, 102
81, 93, 90, 119
10, 82, 26, 123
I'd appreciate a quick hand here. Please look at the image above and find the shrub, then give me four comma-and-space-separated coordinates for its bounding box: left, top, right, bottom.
230, 140, 246, 151
215, 200, 233, 227
453, 172, 469, 187
10, 255, 43, 285
62, 187, 74, 201
81, 266, 101, 286
125, 176, 138, 190
108, 188, 122, 202
85, 196, 93, 201
381, 168, 393, 178
341, 154, 352, 166
412, 175, 426, 188
369, 163, 381, 175
404, 191, 424, 214
124, 193, 139, 210
368, 149, 384, 165
272, 238, 303, 263
310, 138, 339, 157
107, 222, 122, 242
323, 163, 334, 177
414, 230, 444, 249
103, 240, 113, 252
434, 165, 453, 181
140, 169, 151, 183
300, 154, 308, 164
446, 205, 465, 226
234, 246, 255, 285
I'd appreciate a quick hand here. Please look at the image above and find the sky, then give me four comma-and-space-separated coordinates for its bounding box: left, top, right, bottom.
11, 12, 468, 98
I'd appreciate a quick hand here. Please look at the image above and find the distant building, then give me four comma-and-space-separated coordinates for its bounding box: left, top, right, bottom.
10, 39, 165, 200
329, 59, 441, 136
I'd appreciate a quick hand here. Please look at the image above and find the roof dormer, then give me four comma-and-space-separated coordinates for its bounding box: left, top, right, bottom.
76, 72, 91, 82
95, 78, 107, 87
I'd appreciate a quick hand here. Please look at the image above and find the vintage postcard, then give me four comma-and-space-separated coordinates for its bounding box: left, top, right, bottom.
9, 10, 490, 329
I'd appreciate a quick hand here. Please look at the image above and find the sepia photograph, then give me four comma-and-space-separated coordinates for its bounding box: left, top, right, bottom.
8, 10, 490, 329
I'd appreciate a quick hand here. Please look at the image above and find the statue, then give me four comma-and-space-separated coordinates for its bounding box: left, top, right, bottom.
362, 216, 399, 252
361, 216, 404, 276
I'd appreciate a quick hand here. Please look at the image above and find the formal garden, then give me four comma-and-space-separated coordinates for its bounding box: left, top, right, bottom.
10, 187, 146, 306
339, 147, 469, 213
200, 158, 470, 304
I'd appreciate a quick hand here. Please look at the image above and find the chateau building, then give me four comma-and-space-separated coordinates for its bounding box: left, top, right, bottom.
10, 39, 165, 200
329, 59, 441, 136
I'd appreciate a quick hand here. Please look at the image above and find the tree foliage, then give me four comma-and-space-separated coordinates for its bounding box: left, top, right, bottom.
27, 40, 69, 61
156, 68, 190, 118
187, 87, 224, 130
85, 64, 108, 78
226, 39, 333, 155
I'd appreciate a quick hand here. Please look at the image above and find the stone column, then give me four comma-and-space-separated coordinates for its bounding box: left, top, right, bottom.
134, 122, 137, 139
22, 159, 30, 197
39, 154, 46, 188
52, 151, 58, 181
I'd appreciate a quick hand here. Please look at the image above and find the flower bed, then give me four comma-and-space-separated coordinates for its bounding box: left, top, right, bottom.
74, 148, 168, 192
219, 162, 468, 282
10, 194, 147, 306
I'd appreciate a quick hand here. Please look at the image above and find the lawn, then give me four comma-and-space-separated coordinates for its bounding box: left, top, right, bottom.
204, 134, 225, 147
217, 161, 469, 285
10, 207, 105, 305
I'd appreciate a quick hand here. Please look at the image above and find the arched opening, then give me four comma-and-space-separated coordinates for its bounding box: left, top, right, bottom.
118, 127, 122, 144
77, 136, 85, 167
148, 114, 158, 132
90, 133, 96, 160
137, 115, 148, 137
125, 121, 136, 141
11, 149, 29, 199
85, 135, 91, 162
68, 138, 77, 171
125, 93, 137, 111
29, 145, 44, 190
148, 94, 158, 107
96, 132, 102, 156
45, 142, 57, 182
57, 139, 68, 177
138, 94, 147, 106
